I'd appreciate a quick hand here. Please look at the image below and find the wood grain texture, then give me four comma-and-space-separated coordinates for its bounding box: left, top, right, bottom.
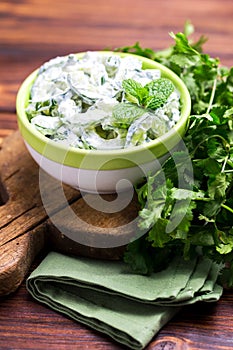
0, 131, 46, 296
0, 131, 137, 295
0, 262, 233, 350
0, 0, 232, 112
0, 0, 233, 348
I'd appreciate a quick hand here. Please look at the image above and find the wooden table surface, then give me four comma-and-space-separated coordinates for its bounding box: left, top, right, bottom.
0, 0, 233, 349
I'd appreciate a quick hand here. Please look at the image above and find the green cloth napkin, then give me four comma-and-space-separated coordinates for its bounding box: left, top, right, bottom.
26, 251, 223, 350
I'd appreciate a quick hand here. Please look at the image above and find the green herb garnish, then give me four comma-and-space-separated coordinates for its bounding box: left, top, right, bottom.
112, 77, 175, 131
122, 77, 174, 109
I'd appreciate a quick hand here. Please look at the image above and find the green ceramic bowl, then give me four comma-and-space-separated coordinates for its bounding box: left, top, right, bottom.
16, 51, 191, 193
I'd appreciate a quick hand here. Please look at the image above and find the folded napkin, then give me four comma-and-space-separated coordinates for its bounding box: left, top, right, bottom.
26, 251, 223, 349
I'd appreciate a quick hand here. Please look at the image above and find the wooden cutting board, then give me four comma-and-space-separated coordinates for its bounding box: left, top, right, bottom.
0, 131, 140, 296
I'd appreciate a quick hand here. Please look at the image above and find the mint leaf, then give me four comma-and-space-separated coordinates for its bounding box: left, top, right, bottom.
122, 79, 147, 105
112, 103, 145, 127
145, 78, 174, 109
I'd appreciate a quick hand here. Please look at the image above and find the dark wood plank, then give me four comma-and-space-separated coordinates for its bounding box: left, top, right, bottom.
0, 113, 17, 131
0, 257, 233, 350
1, 0, 233, 348
0, 255, 125, 350
0, 0, 232, 112
154, 291, 233, 350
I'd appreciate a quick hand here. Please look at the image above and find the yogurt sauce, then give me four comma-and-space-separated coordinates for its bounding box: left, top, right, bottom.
26, 52, 181, 150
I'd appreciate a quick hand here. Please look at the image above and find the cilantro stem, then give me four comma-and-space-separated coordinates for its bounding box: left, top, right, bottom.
222, 156, 233, 173
191, 134, 228, 157
221, 203, 233, 214
207, 76, 217, 114
195, 197, 212, 202
221, 155, 229, 173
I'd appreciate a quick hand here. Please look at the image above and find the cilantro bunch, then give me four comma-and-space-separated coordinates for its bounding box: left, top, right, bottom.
116, 22, 233, 287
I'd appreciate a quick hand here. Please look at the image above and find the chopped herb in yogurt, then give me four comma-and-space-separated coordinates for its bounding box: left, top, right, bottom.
26, 52, 181, 150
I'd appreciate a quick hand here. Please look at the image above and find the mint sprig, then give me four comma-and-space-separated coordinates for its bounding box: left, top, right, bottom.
112, 77, 174, 129
122, 77, 174, 110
